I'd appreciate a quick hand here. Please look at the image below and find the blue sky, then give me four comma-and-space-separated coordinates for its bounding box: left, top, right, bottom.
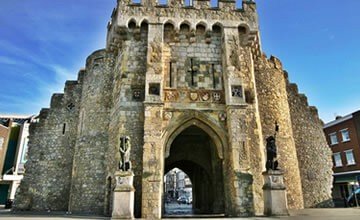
0, 0, 359, 123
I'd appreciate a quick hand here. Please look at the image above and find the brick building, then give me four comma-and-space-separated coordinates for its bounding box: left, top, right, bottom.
324, 111, 360, 202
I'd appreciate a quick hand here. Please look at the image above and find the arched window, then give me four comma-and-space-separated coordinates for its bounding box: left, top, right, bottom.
128, 20, 137, 29
180, 23, 190, 34
212, 24, 222, 34
196, 24, 206, 35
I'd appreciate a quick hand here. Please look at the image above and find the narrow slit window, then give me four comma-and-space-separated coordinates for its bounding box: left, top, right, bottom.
169, 62, 173, 88
62, 123, 66, 135
132, 0, 141, 4
212, 64, 216, 89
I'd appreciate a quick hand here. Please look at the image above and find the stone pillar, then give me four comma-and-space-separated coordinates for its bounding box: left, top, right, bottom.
112, 171, 135, 219
141, 22, 164, 219
141, 104, 164, 219
222, 26, 258, 216
262, 170, 289, 216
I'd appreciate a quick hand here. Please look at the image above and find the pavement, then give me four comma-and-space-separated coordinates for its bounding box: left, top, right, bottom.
0, 208, 360, 219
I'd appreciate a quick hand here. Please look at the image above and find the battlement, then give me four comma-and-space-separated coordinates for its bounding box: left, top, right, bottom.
116, 0, 255, 11
107, 0, 258, 49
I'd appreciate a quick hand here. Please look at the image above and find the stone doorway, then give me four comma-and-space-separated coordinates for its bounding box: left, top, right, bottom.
163, 125, 225, 217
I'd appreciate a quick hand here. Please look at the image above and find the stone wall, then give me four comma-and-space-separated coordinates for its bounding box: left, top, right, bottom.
14, 74, 83, 211
68, 50, 114, 214
286, 79, 333, 208
107, 24, 148, 217
163, 23, 222, 89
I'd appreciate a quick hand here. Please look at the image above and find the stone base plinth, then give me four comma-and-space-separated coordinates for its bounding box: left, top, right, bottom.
112, 171, 135, 219
262, 170, 289, 216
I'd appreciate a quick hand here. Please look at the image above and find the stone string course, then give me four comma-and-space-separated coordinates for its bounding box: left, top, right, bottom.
14, 0, 333, 218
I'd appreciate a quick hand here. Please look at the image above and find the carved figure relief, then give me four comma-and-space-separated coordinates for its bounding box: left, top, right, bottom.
229, 35, 241, 71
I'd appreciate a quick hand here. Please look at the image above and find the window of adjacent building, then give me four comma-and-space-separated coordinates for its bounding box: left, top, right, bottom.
329, 133, 338, 145
333, 153, 342, 167
341, 129, 350, 142
20, 137, 29, 164
345, 150, 356, 165
0, 137, 4, 149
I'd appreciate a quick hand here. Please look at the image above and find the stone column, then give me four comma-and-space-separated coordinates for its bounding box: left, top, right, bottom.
112, 171, 135, 219
222, 27, 256, 216
141, 22, 165, 219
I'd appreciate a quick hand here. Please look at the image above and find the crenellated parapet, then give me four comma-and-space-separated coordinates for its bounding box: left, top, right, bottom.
107, 0, 258, 51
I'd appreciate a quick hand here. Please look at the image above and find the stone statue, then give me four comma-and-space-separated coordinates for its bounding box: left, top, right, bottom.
119, 136, 131, 171
266, 122, 279, 171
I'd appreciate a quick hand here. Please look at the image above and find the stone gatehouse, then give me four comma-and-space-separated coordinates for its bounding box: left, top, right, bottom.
14, 0, 333, 218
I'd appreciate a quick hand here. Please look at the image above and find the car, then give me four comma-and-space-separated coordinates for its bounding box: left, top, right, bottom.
187, 197, 192, 204
177, 196, 188, 204
347, 188, 360, 207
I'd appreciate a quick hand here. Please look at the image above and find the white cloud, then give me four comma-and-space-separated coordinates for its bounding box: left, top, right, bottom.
0, 56, 21, 65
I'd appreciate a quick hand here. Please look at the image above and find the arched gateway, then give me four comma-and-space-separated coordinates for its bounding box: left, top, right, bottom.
164, 118, 226, 215
14, 1, 333, 219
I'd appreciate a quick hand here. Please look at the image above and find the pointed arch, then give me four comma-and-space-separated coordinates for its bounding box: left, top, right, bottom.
163, 113, 227, 159
196, 21, 208, 31
127, 18, 137, 29
179, 20, 193, 32
212, 22, 223, 33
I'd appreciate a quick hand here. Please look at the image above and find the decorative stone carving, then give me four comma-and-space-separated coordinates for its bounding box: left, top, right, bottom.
163, 111, 173, 120
189, 92, 198, 101
133, 89, 142, 101
218, 112, 227, 122
165, 90, 178, 102
212, 92, 222, 102
200, 91, 210, 101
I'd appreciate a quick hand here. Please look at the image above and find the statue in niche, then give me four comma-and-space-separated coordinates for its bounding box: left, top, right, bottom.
265, 122, 279, 171
119, 136, 131, 171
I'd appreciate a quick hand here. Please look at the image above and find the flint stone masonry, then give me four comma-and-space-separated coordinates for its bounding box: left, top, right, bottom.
15, 0, 333, 219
